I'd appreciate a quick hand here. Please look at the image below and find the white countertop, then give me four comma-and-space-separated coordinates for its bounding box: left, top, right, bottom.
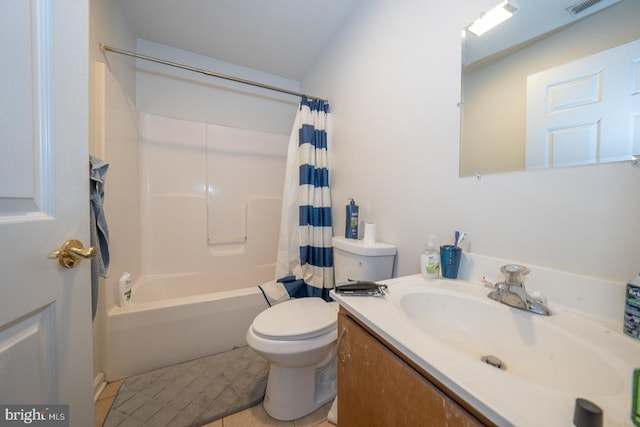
331, 274, 640, 427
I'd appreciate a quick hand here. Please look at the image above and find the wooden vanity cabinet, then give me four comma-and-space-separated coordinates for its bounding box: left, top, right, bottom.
337, 308, 494, 427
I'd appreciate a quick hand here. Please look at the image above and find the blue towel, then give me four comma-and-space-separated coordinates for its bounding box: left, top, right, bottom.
258, 275, 332, 307
90, 155, 110, 320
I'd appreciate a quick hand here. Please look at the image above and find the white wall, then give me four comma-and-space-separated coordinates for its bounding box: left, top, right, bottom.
302, 0, 640, 285
100, 69, 141, 309
135, 39, 300, 134
90, 0, 138, 384
89, 0, 136, 99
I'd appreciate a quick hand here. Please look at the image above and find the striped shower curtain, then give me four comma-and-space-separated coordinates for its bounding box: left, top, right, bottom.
274, 96, 334, 301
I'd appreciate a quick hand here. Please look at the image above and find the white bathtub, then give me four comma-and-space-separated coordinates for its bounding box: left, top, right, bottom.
104, 274, 269, 381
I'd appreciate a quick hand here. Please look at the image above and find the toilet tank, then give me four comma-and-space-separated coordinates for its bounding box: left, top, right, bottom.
332, 236, 396, 283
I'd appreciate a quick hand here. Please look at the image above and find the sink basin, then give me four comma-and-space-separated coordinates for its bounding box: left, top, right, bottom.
394, 286, 624, 395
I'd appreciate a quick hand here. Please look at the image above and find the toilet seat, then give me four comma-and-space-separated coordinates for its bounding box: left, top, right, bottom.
252, 298, 336, 340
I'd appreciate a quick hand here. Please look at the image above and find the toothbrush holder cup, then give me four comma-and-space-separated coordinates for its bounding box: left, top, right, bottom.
440, 245, 462, 279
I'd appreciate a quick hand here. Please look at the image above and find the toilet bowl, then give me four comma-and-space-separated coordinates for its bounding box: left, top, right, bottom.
246, 297, 339, 420
247, 237, 396, 421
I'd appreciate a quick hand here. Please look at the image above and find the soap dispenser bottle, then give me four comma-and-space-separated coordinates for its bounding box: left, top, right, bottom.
420, 236, 440, 279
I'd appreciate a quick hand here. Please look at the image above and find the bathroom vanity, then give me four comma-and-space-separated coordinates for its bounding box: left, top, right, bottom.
331, 264, 640, 426
337, 308, 492, 426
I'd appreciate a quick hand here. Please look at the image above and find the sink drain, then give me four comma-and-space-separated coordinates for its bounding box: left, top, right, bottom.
481, 355, 506, 370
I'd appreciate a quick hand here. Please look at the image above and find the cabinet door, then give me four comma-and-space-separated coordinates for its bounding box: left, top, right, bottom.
337, 312, 485, 427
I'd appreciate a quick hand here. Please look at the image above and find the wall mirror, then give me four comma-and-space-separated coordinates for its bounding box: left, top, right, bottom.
460, 0, 640, 177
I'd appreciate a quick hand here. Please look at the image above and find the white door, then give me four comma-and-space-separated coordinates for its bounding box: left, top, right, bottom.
0, 0, 93, 425
526, 39, 640, 169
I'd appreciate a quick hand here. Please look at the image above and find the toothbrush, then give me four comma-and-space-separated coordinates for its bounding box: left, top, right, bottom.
454, 231, 460, 247
454, 231, 466, 247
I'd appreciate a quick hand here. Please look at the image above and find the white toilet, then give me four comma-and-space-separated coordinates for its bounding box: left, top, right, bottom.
246, 236, 396, 420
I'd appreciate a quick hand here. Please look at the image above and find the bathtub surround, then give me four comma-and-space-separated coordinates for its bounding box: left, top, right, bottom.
104, 346, 268, 427
138, 112, 287, 285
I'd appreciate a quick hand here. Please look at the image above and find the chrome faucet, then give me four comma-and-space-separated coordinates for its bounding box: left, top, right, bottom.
487, 264, 551, 316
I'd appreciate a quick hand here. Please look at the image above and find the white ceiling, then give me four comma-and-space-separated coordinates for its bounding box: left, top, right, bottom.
463, 0, 623, 66
116, 0, 625, 79
116, 0, 363, 81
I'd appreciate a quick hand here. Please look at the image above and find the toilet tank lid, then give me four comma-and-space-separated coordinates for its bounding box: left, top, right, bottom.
332, 236, 396, 256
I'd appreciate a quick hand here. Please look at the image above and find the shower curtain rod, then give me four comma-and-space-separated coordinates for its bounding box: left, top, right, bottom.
99, 43, 328, 103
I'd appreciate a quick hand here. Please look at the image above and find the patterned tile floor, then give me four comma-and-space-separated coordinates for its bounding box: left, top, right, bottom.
95, 379, 334, 427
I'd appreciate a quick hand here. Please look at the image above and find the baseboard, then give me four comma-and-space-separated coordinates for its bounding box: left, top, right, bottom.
93, 371, 106, 403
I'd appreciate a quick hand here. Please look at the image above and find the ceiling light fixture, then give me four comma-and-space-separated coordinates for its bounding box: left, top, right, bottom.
467, 0, 518, 37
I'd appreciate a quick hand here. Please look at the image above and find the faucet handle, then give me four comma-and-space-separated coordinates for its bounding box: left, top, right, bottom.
500, 264, 530, 286
528, 290, 548, 305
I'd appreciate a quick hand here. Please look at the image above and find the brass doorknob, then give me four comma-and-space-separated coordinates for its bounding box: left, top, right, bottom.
48, 239, 99, 269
